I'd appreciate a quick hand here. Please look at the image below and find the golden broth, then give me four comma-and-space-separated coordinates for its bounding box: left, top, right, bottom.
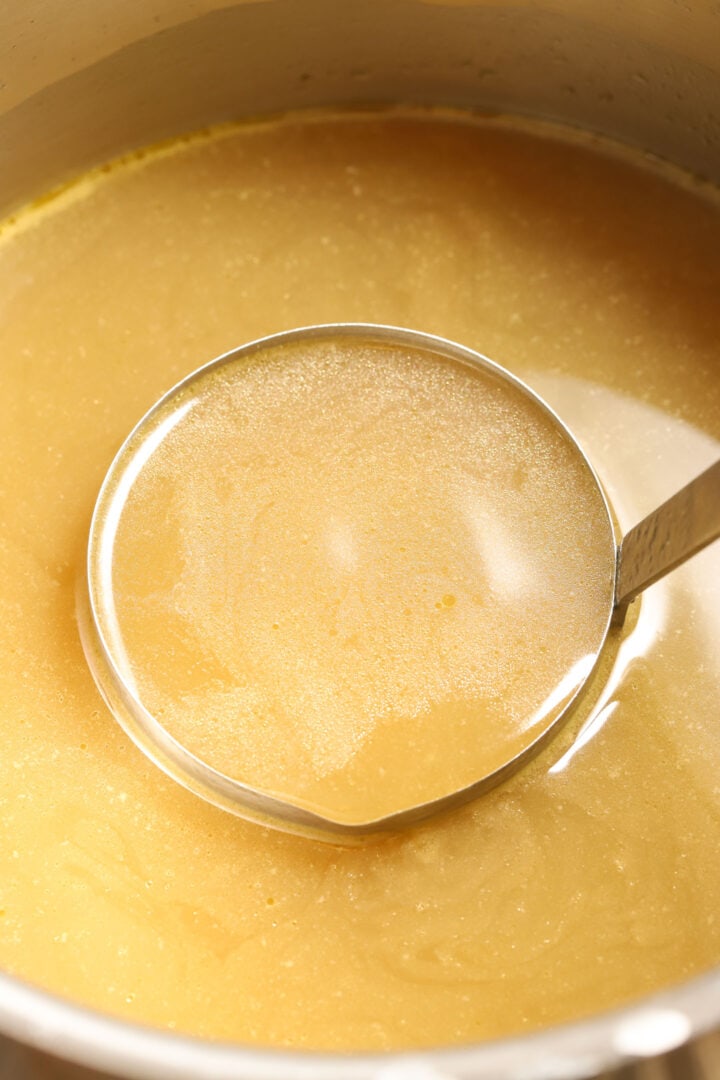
0, 112, 719, 1049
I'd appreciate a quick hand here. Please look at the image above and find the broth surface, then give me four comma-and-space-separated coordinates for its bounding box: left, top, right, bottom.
0, 112, 720, 1048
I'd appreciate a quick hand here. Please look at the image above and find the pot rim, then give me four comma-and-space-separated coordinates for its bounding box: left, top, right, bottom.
1, 961, 720, 1079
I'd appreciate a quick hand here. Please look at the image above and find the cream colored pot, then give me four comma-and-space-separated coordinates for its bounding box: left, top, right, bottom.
1, 1, 719, 1076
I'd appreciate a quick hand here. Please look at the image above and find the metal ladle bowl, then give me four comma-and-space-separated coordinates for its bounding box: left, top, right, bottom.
79, 324, 720, 843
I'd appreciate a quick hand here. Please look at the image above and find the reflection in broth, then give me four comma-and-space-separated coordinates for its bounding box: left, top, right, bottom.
538, 374, 720, 787
0, 111, 719, 1050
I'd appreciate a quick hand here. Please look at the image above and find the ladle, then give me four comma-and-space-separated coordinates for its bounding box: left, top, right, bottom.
79, 325, 720, 843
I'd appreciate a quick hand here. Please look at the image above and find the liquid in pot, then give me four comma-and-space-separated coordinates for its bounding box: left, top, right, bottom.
0, 111, 719, 1049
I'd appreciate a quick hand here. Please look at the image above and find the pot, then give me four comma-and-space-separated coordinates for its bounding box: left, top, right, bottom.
1, 1, 719, 1076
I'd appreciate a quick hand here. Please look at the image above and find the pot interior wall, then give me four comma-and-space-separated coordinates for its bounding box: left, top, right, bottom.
1, 0, 719, 216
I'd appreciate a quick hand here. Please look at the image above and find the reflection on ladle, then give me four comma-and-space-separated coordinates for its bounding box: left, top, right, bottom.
79, 325, 720, 843
613, 458, 720, 620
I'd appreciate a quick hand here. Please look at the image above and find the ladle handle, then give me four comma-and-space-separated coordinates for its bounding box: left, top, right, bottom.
614, 458, 720, 618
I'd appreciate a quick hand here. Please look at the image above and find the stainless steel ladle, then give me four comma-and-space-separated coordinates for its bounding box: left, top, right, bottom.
79, 325, 720, 843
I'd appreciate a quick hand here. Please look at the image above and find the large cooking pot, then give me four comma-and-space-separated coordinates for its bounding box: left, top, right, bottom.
1, 1, 719, 1077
